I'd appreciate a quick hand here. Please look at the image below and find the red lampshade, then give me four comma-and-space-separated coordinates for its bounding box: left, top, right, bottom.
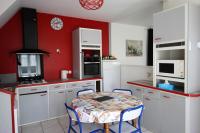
79, 0, 104, 10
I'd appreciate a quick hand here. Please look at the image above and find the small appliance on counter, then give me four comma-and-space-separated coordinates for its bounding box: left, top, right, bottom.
158, 81, 174, 90
61, 70, 71, 80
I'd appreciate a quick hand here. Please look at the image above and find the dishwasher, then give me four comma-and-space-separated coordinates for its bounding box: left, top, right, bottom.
18, 86, 48, 125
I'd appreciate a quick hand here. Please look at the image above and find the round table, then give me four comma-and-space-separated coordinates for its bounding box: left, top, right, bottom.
71, 92, 143, 133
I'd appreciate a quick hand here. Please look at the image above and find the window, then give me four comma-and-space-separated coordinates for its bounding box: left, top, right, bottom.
18, 54, 41, 77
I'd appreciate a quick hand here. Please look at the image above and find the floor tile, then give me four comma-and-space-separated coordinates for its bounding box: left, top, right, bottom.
22, 123, 43, 133
42, 119, 64, 133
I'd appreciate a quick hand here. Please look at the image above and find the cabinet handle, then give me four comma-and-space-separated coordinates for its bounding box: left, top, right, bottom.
154, 37, 162, 41
144, 98, 151, 101
31, 89, 37, 91
67, 90, 73, 93
83, 40, 88, 43
148, 91, 154, 94
40, 94, 47, 96
54, 85, 61, 88
163, 95, 170, 99
58, 91, 65, 94
136, 89, 141, 91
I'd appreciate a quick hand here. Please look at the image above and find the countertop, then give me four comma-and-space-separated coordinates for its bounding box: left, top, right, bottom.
127, 80, 200, 97
0, 77, 102, 94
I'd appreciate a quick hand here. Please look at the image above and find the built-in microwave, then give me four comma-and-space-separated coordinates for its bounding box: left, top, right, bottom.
156, 60, 184, 78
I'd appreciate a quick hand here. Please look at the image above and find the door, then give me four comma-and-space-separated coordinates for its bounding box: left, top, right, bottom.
160, 93, 185, 133
49, 90, 66, 118
81, 29, 102, 45
143, 90, 161, 133
154, 5, 186, 43
19, 91, 48, 125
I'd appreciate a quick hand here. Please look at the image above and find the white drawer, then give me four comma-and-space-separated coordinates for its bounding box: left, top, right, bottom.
18, 86, 48, 95
48, 83, 65, 91
68, 82, 80, 88
81, 81, 95, 87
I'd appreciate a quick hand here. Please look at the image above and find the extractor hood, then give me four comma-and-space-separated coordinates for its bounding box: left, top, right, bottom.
14, 8, 49, 55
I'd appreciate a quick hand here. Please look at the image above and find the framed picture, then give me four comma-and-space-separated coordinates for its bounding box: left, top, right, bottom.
126, 40, 143, 56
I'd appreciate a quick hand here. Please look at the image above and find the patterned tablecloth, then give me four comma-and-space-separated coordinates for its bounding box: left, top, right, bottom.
71, 92, 143, 123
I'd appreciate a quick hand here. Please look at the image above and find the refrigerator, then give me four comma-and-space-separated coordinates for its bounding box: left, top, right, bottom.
102, 60, 121, 92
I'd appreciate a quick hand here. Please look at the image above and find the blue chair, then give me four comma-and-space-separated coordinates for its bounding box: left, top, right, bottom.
112, 88, 133, 95
77, 89, 95, 97
109, 105, 144, 133
65, 103, 104, 133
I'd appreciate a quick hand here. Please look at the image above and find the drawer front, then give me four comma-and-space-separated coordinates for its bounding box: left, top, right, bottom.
18, 86, 48, 95
49, 83, 65, 91
81, 81, 95, 87
68, 82, 80, 88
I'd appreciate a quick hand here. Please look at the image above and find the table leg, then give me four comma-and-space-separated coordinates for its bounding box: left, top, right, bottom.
132, 119, 137, 128
104, 123, 110, 133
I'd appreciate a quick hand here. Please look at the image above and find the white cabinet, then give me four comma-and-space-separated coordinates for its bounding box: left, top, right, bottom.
81, 28, 102, 45
154, 5, 186, 43
143, 89, 160, 133
18, 86, 48, 125
49, 90, 66, 118
131, 86, 143, 99
65, 88, 76, 105
80, 80, 96, 92
160, 92, 185, 133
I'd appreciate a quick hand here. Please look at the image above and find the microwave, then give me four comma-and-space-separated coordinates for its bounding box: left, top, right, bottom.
156, 60, 184, 78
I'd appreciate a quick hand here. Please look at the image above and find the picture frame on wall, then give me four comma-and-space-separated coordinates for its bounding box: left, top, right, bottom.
126, 40, 143, 56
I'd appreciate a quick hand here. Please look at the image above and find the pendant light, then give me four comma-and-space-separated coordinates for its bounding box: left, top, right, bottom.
79, 0, 104, 10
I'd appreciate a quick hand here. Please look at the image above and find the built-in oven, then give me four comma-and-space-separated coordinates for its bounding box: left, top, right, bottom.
82, 50, 101, 78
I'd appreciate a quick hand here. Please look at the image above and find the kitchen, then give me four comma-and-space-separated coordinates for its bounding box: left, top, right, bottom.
1, 0, 200, 133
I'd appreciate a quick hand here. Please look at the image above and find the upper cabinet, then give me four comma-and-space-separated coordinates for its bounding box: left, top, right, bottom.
80, 28, 102, 45
153, 5, 186, 43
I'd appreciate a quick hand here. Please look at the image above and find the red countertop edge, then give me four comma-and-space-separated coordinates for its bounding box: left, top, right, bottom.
127, 81, 200, 97
17, 77, 102, 88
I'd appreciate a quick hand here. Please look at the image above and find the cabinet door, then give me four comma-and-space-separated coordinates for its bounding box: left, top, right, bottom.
49, 90, 66, 118
131, 87, 143, 99
160, 93, 185, 133
143, 90, 161, 133
19, 92, 48, 125
81, 29, 102, 44
154, 5, 186, 43
65, 89, 76, 106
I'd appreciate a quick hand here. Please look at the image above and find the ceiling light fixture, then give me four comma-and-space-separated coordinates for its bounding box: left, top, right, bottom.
79, 0, 104, 10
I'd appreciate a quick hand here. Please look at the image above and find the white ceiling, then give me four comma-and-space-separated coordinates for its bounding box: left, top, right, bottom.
0, 0, 163, 28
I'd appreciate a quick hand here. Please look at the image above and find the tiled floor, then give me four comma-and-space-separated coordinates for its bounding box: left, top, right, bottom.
21, 116, 152, 133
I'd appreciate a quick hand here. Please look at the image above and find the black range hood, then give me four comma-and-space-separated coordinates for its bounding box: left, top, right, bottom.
14, 8, 49, 55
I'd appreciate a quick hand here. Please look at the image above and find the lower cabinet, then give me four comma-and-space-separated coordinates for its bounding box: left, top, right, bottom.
160, 92, 185, 133
143, 90, 161, 133
65, 88, 76, 105
49, 90, 67, 118
130, 85, 186, 133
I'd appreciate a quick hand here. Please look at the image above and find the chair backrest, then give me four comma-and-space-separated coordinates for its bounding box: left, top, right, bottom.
77, 89, 95, 97
112, 88, 133, 95
119, 105, 144, 133
65, 103, 82, 133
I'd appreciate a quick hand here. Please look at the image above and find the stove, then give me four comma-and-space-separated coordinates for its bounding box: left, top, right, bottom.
19, 80, 47, 85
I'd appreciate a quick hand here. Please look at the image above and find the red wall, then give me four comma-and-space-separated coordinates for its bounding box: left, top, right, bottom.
0, 11, 109, 80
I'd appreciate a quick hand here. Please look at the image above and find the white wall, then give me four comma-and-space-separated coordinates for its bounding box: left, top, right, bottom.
110, 23, 153, 87
110, 23, 148, 66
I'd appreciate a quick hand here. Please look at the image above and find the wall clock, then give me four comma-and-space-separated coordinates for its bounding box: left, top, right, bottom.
50, 17, 63, 30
